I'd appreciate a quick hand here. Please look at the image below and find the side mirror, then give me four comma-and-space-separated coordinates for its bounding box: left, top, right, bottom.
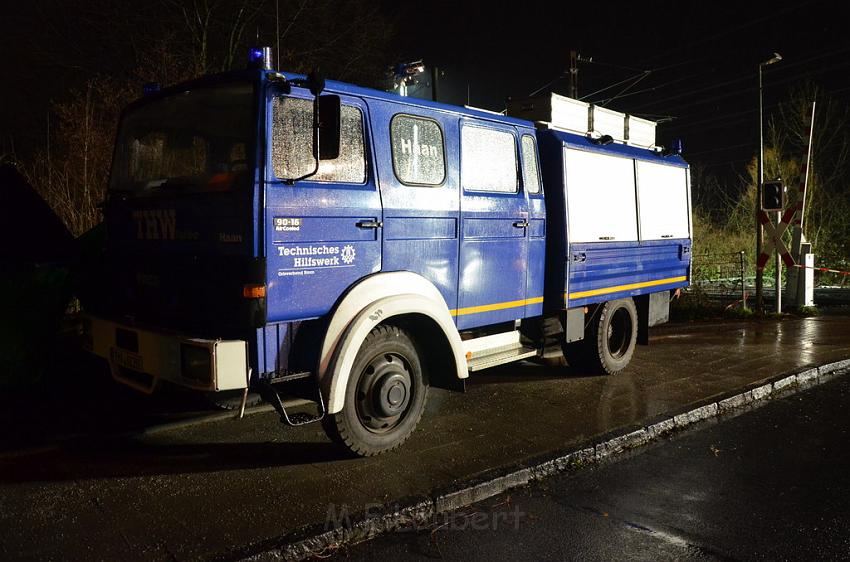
317, 95, 341, 160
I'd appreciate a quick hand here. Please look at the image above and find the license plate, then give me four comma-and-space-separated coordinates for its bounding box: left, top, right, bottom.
110, 347, 144, 371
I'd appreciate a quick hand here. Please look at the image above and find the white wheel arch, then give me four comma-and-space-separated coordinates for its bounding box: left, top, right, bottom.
318, 271, 467, 414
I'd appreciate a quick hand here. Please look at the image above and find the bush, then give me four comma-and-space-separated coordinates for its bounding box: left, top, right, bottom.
795, 306, 819, 317
0, 265, 73, 390
670, 286, 724, 321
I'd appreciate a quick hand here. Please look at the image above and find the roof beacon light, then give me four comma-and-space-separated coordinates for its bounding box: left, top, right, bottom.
248, 46, 273, 70
143, 82, 160, 96
663, 139, 684, 156
672, 138, 684, 155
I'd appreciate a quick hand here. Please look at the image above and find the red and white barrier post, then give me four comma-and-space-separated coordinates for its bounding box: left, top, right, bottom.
788, 102, 816, 307
757, 101, 817, 310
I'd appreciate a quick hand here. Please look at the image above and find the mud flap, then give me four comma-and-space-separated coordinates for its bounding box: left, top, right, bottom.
636, 291, 670, 345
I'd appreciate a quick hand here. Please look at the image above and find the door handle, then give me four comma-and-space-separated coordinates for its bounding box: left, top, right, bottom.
356, 220, 383, 229
513, 220, 529, 228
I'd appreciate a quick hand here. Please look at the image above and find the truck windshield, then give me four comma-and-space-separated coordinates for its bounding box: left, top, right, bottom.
109, 82, 255, 195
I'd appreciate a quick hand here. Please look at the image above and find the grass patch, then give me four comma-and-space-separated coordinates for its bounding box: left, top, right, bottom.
794, 305, 820, 317
670, 287, 726, 321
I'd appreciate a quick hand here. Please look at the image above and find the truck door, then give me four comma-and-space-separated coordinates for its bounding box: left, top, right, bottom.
457, 121, 529, 330
368, 104, 460, 313
520, 133, 546, 318
265, 93, 381, 321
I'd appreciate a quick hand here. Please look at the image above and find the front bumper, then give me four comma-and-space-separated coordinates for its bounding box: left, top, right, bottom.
83, 314, 249, 394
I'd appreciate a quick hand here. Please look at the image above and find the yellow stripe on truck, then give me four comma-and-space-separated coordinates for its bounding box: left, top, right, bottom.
448, 276, 686, 316
567, 276, 687, 300
450, 296, 544, 317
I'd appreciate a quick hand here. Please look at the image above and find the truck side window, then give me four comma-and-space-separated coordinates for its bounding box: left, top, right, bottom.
461, 126, 517, 193
521, 135, 541, 194
272, 97, 365, 183
390, 115, 446, 186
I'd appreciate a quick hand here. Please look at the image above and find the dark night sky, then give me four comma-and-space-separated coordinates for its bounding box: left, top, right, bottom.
392, 0, 850, 178
2, 0, 849, 183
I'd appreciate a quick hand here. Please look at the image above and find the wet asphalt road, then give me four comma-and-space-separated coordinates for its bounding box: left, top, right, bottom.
2, 316, 850, 560
332, 372, 850, 561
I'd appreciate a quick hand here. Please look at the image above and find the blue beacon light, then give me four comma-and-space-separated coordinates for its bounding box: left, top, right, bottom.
248, 47, 264, 63
671, 139, 684, 155
248, 47, 272, 70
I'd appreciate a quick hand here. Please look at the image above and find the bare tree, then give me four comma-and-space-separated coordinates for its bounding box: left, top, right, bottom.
15, 0, 398, 236
765, 82, 850, 264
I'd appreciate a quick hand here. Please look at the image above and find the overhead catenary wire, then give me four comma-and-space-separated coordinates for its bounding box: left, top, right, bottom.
527, 74, 567, 98
579, 57, 647, 74
569, 1, 825, 115
631, 46, 850, 113
582, 72, 706, 106
647, 73, 850, 139
525, 38, 835, 108
597, 71, 653, 107
578, 70, 651, 102
662, 78, 850, 133
664, 102, 783, 132
575, 44, 850, 125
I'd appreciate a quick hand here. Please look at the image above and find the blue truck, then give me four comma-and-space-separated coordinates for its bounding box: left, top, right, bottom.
83, 49, 691, 456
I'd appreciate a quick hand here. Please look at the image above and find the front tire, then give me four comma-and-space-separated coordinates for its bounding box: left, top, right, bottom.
322, 324, 428, 457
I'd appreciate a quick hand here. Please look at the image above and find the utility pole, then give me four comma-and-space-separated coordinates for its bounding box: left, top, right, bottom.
756, 64, 765, 314
431, 66, 439, 102
569, 50, 579, 99
756, 53, 782, 314
775, 202, 782, 312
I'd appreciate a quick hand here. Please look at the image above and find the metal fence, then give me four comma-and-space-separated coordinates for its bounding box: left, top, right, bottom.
688, 250, 748, 309
687, 251, 850, 309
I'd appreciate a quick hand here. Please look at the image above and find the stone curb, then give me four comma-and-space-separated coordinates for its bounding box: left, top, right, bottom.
234, 358, 850, 562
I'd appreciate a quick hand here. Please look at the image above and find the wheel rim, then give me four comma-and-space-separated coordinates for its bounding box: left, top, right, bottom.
355, 352, 413, 434
607, 307, 633, 359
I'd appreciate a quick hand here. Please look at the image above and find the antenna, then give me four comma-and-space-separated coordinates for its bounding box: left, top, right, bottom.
569, 50, 578, 98
276, 0, 280, 69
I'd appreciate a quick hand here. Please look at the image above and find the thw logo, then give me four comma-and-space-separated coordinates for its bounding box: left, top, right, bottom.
132, 209, 177, 240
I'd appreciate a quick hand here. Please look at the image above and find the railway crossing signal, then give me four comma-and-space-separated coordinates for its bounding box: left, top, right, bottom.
761, 180, 784, 212
757, 209, 795, 270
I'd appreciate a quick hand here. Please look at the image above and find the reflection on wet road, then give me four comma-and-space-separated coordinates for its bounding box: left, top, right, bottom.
1, 315, 849, 561
335, 370, 850, 561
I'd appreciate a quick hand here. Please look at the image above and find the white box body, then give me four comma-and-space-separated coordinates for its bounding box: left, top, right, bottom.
591, 105, 626, 143
627, 115, 656, 148
507, 93, 589, 135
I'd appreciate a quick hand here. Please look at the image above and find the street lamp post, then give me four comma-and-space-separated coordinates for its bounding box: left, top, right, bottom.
757, 52, 782, 314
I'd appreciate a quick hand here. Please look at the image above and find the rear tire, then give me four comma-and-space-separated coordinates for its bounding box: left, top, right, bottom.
322, 324, 428, 457
562, 298, 637, 375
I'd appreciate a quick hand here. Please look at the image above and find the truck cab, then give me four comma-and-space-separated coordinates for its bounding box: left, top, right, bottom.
84, 50, 691, 456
